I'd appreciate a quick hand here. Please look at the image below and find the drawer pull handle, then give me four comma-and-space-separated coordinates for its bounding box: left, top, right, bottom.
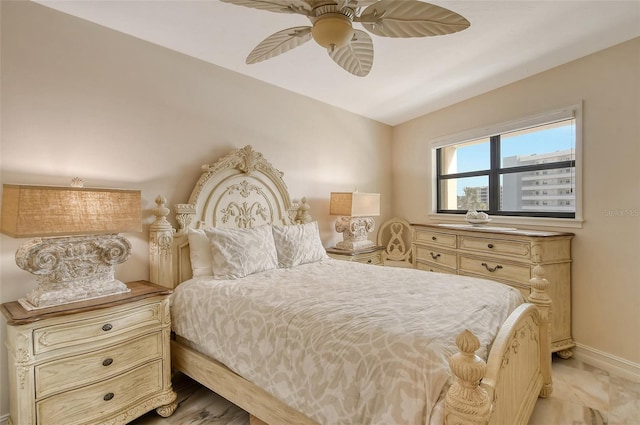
487, 243, 494, 248
103, 392, 114, 401
367, 259, 372, 263
481, 262, 503, 272
432, 236, 437, 241
430, 252, 441, 260
102, 358, 114, 367
101, 324, 113, 332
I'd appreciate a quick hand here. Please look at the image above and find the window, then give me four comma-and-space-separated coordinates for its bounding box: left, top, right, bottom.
434, 106, 580, 219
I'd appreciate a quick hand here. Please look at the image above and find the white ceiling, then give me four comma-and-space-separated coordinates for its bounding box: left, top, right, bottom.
35, 0, 640, 126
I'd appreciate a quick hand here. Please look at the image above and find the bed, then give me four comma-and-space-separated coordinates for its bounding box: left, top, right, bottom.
148, 145, 553, 425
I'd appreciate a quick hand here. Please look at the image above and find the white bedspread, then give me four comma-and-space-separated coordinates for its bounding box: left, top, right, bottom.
170, 259, 524, 425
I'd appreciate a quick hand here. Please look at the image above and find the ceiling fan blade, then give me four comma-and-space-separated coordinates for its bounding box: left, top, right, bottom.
218, 0, 311, 15
350, 0, 381, 7
356, 0, 470, 37
247, 27, 313, 64
328, 30, 374, 77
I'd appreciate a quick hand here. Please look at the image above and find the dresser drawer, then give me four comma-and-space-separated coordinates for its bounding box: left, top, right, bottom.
35, 331, 163, 398
459, 255, 531, 283
416, 261, 456, 275
36, 360, 163, 425
414, 229, 457, 248
459, 235, 531, 258
415, 246, 457, 269
33, 302, 161, 355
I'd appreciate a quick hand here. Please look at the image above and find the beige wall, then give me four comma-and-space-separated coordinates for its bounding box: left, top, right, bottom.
393, 38, 640, 366
0, 2, 392, 417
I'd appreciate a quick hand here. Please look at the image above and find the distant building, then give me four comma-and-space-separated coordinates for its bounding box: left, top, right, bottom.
456, 149, 575, 212
503, 149, 575, 212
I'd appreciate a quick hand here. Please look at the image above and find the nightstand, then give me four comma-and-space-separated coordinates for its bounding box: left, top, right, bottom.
1, 280, 177, 425
326, 246, 385, 265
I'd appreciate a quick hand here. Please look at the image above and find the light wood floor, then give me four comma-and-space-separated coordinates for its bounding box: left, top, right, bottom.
130, 357, 639, 425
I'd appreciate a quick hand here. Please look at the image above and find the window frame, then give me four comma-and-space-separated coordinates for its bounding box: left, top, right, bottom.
430, 104, 583, 227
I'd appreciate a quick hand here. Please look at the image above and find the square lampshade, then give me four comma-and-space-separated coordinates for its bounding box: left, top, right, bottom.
330, 192, 380, 217
1, 184, 141, 238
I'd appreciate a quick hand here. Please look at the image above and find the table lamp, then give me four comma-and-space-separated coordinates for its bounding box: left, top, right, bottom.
1, 182, 141, 310
329, 191, 380, 251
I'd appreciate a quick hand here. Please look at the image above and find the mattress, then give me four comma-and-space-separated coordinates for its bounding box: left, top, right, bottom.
170, 259, 524, 425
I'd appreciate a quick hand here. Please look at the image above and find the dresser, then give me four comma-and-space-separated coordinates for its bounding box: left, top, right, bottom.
413, 224, 574, 358
1, 280, 177, 425
326, 246, 384, 265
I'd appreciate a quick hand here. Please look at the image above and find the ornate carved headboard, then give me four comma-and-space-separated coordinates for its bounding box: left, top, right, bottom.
149, 145, 311, 288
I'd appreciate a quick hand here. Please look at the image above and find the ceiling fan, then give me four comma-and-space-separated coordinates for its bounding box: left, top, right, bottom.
219, 0, 470, 77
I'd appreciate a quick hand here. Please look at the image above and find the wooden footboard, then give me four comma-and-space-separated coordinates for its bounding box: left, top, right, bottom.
445, 265, 552, 425
485, 303, 545, 424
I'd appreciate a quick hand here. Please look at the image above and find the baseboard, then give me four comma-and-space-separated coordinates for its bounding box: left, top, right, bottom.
573, 343, 640, 383
0, 412, 9, 425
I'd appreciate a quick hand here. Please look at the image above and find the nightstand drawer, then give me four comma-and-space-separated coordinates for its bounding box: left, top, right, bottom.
353, 251, 382, 265
33, 301, 162, 355
414, 229, 456, 248
36, 359, 163, 425
415, 246, 457, 268
459, 236, 530, 258
35, 331, 163, 398
459, 255, 530, 283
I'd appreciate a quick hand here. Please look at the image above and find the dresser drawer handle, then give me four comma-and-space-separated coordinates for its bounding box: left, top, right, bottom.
367, 259, 372, 263
430, 252, 441, 260
103, 392, 114, 401
101, 324, 113, 332
487, 243, 494, 248
102, 358, 114, 367
481, 262, 503, 272
432, 236, 437, 241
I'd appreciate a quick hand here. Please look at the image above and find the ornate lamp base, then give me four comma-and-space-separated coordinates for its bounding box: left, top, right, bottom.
15, 234, 132, 310
334, 216, 376, 251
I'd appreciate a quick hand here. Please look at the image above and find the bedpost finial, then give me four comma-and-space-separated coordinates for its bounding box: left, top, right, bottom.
294, 197, 313, 224
455, 329, 481, 355
449, 330, 486, 388
528, 264, 551, 305
445, 329, 491, 425
153, 195, 170, 222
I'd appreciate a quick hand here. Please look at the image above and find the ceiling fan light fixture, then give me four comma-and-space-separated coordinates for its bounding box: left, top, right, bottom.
311, 14, 354, 49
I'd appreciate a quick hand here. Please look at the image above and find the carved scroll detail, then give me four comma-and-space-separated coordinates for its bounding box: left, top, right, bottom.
174, 203, 196, 235
189, 145, 288, 208
221, 201, 269, 228
15, 235, 131, 284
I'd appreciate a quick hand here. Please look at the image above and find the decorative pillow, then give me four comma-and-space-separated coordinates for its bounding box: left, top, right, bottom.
188, 228, 213, 277
205, 225, 278, 279
271, 221, 328, 268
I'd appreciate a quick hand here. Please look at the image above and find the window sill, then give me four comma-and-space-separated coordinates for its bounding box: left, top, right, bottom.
428, 213, 584, 230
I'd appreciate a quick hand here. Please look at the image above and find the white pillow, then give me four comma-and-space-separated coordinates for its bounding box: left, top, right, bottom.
272, 221, 328, 268
205, 225, 278, 279
188, 228, 213, 277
